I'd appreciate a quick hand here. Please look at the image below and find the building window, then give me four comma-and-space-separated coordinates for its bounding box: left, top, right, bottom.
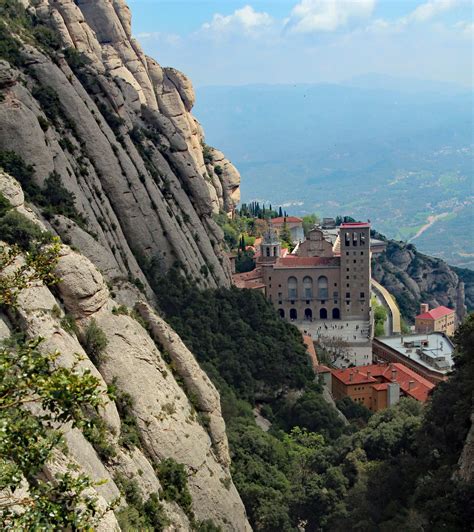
288, 277, 297, 299
318, 276, 328, 299
346, 283, 350, 288
278, 308, 285, 318
346, 276, 349, 280
360, 292, 365, 299
333, 291, 339, 298
353, 259, 357, 263
345, 233, 351, 246
346, 251, 349, 256
361, 251, 364, 255
303, 276, 313, 299
290, 308, 297, 320
346, 292, 350, 298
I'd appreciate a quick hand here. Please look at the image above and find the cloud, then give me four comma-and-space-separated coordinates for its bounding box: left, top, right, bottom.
455, 20, 474, 37
287, 0, 376, 33
201, 5, 273, 36
407, 0, 460, 23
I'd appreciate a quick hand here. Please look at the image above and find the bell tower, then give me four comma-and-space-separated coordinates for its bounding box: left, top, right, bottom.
339, 222, 371, 321
260, 225, 281, 263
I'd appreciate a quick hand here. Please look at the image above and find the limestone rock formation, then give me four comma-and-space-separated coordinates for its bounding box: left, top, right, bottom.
372, 239, 467, 322
0, 170, 250, 529
0, 0, 240, 292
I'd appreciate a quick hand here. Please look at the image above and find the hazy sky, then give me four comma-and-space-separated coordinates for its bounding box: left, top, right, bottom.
128, 0, 473, 87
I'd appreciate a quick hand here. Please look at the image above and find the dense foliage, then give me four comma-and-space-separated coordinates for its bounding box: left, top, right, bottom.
154, 268, 313, 402
154, 267, 473, 530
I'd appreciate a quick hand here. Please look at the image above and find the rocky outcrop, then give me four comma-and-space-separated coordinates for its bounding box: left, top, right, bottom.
0, 172, 250, 529
373, 239, 467, 322
0, 0, 240, 291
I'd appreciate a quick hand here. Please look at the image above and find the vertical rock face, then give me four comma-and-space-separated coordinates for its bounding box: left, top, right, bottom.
372, 240, 467, 322
0, 0, 241, 291
0, 172, 250, 530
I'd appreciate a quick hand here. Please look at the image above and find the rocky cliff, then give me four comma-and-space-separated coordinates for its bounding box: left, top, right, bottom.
0, 1, 250, 528
372, 238, 468, 323
0, 0, 241, 293
0, 170, 250, 530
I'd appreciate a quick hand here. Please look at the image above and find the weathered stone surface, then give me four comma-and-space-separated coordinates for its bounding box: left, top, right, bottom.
137, 301, 231, 468
0, 172, 23, 207
55, 247, 109, 317
89, 308, 250, 529
1, 0, 239, 288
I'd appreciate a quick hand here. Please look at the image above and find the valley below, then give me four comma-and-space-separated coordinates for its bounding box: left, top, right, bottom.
194, 82, 473, 269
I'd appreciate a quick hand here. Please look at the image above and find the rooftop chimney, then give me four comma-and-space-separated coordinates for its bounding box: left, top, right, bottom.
408, 380, 415, 390
391, 368, 397, 381
349, 372, 353, 382
420, 303, 429, 314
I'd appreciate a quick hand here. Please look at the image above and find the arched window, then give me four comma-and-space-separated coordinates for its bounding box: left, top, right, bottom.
290, 308, 297, 320
332, 308, 340, 319
278, 308, 285, 318
303, 276, 313, 299
318, 276, 328, 299
320, 308, 328, 319
304, 308, 312, 320
288, 277, 297, 300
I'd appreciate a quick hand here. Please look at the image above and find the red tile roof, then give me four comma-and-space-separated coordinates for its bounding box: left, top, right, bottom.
270, 216, 303, 224
332, 362, 435, 402
316, 365, 332, 373
275, 256, 340, 268
340, 222, 370, 228
416, 306, 454, 320
332, 369, 377, 385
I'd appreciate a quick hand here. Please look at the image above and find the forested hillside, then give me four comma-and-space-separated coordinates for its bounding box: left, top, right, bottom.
155, 268, 474, 530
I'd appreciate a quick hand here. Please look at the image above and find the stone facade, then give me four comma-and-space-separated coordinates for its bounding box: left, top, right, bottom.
260, 222, 372, 323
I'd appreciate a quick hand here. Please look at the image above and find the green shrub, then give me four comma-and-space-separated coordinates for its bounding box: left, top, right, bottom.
37, 115, 49, 132
143, 493, 170, 530
32, 85, 63, 124
0, 192, 11, 217
0, 210, 52, 250
61, 314, 79, 336
0, 150, 41, 199
156, 458, 193, 517
83, 415, 116, 461
82, 319, 108, 365
116, 390, 142, 450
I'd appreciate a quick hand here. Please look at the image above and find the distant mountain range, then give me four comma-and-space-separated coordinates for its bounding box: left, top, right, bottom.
194, 77, 473, 269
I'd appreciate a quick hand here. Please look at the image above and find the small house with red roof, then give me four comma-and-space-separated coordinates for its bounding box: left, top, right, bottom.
270, 216, 304, 244
331, 362, 435, 411
415, 303, 456, 336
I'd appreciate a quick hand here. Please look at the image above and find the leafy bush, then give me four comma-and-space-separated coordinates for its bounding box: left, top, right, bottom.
60, 314, 79, 336
81, 319, 108, 365
0, 192, 11, 217
0, 210, 52, 250
115, 390, 142, 450
156, 458, 193, 517
115, 474, 169, 531
82, 415, 116, 461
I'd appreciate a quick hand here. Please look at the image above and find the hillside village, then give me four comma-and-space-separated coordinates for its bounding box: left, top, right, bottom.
228, 210, 457, 413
